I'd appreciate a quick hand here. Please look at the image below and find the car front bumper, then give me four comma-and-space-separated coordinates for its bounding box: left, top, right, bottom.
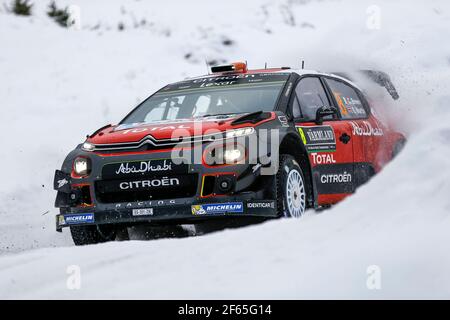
54, 146, 277, 231
56, 196, 277, 231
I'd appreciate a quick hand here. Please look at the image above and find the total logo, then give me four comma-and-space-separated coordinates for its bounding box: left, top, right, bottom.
120, 124, 192, 135
311, 153, 336, 165
192, 202, 243, 215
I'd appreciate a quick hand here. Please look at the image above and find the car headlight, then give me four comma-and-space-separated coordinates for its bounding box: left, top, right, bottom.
82, 142, 95, 151
73, 157, 91, 177
225, 127, 255, 139
204, 144, 246, 165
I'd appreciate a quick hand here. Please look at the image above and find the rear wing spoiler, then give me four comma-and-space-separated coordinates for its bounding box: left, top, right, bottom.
332, 70, 400, 100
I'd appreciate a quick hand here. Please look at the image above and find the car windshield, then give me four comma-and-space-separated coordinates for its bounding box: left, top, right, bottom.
120, 73, 290, 124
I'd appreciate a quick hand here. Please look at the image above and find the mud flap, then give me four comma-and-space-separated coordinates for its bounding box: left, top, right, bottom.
53, 170, 71, 193
54, 170, 72, 208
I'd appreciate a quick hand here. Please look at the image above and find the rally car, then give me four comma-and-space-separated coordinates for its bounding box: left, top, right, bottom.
54, 62, 405, 245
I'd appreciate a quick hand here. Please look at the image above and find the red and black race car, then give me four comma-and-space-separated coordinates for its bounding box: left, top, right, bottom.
54, 62, 405, 245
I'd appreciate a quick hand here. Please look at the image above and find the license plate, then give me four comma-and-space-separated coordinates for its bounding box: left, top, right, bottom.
132, 208, 153, 216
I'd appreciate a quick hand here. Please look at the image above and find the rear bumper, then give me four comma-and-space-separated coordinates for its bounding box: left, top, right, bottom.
56, 196, 277, 231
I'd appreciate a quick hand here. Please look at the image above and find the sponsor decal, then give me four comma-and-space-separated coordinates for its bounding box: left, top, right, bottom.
96, 175, 194, 193
132, 208, 154, 216
114, 199, 178, 209
63, 213, 94, 225
314, 163, 354, 194
191, 205, 207, 215
115, 159, 172, 175
247, 201, 275, 209
334, 92, 366, 116
192, 74, 256, 83
278, 115, 289, 127
191, 202, 244, 215
121, 124, 192, 135
350, 121, 383, 136
311, 153, 336, 165
160, 73, 290, 93
297, 126, 336, 153
114, 117, 234, 132
320, 171, 352, 184
57, 178, 69, 189
102, 159, 187, 179
119, 177, 180, 190
58, 215, 65, 226
334, 92, 349, 116
54, 170, 71, 192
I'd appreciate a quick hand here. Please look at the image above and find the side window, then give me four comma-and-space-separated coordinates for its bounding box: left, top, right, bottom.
325, 78, 368, 119
293, 77, 330, 121
292, 95, 301, 118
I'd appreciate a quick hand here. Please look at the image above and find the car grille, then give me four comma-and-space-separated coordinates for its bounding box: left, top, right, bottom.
94, 174, 198, 204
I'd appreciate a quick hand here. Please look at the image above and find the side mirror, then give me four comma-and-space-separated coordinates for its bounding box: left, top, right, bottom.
315, 106, 338, 125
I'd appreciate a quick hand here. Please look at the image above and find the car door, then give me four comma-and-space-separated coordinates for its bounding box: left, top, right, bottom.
292, 76, 355, 206
323, 77, 380, 187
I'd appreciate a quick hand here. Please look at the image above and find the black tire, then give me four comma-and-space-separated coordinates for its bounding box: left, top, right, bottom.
70, 224, 116, 246
275, 154, 308, 218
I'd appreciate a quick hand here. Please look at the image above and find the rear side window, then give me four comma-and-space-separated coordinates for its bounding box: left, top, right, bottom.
292, 77, 330, 121
325, 78, 368, 119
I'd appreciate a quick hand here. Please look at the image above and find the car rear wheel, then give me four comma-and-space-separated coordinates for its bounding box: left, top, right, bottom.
277, 154, 307, 218
70, 225, 116, 246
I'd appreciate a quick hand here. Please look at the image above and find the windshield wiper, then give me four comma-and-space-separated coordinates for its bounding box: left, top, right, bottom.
231, 111, 272, 125
198, 112, 245, 118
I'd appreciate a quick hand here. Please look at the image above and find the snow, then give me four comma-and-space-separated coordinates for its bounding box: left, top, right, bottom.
0, 0, 449, 298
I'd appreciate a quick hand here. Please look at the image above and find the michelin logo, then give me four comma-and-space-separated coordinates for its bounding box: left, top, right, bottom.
61, 213, 95, 225
192, 202, 243, 215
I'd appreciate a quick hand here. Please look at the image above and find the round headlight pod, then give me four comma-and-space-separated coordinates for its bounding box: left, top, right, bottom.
82, 142, 95, 152
73, 157, 91, 177
204, 143, 246, 166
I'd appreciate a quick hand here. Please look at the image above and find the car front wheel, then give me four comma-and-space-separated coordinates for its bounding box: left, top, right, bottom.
70, 224, 116, 246
277, 154, 307, 218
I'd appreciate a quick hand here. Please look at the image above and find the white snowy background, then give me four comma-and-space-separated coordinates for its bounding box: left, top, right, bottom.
0, 0, 449, 298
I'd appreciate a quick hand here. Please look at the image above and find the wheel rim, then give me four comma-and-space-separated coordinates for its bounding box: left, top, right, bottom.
285, 169, 306, 218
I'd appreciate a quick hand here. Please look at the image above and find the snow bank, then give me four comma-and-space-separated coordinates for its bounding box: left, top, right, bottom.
0, 0, 449, 298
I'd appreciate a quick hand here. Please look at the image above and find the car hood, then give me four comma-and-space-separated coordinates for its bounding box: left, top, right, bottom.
87, 115, 247, 145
